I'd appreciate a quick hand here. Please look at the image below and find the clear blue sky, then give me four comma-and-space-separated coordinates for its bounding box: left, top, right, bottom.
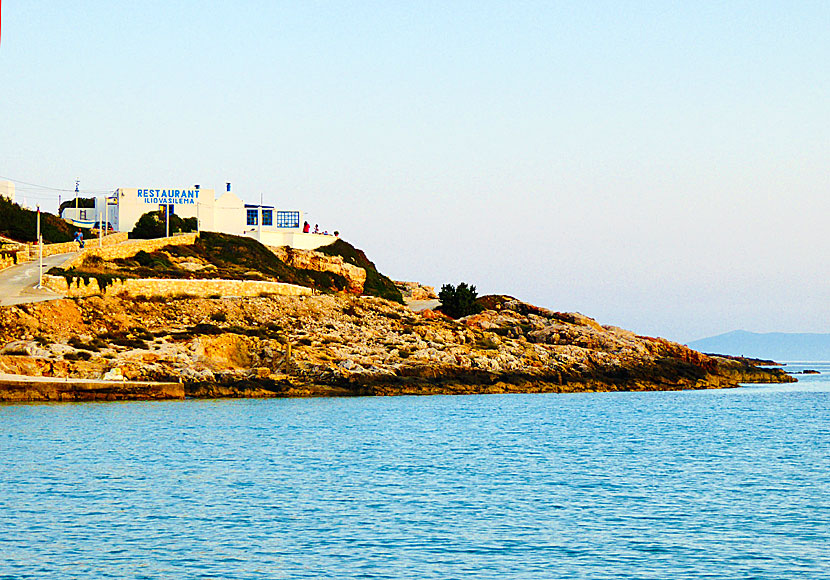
2, 1, 829, 342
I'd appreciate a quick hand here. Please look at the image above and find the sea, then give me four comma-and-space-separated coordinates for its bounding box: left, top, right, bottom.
1, 362, 828, 579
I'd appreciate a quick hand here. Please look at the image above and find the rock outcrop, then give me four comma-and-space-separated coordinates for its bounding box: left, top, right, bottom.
395, 281, 438, 300
269, 245, 367, 294
0, 293, 793, 402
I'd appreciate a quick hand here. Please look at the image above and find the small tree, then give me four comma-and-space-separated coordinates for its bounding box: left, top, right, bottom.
58, 197, 96, 216
131, 211, 165, 238
438, 282, 483, 318
130, 210, 197, 239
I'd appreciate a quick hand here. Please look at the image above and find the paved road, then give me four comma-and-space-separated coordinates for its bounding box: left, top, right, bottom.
406, 299, 441, 312
0, 253, 77, 307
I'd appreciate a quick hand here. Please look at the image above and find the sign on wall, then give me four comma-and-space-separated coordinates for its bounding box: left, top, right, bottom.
137, 189, 199, 205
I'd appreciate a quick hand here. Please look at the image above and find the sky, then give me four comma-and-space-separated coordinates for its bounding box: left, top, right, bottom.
1, 1, 829, 342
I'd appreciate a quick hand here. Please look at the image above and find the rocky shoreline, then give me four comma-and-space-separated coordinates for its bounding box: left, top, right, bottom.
0, 292, 793, 402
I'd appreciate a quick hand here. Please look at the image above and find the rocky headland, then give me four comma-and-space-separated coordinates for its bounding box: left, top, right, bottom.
0, 291, 793, 402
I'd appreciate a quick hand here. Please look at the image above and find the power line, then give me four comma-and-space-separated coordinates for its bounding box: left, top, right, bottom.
0, 174, 113, 194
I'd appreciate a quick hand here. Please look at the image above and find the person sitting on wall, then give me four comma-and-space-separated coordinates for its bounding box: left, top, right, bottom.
303, 221, 310, 233
313, 224, 320, 234
334, 231, 339, 237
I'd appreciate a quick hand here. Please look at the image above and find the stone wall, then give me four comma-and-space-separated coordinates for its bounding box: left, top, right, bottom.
39, 232, 129, 258
269, 245, 366, 294
0, 251, 27, 271
0, 233, 133, 269
0, 237, 28, 271
38, 240, 83, 258
0, 237, 28, 273
42, 274, 312, 300
61, 233, 197, 269
77, 231, 130, 252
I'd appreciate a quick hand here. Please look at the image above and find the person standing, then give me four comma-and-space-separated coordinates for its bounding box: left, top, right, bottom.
303, 221, 310, 233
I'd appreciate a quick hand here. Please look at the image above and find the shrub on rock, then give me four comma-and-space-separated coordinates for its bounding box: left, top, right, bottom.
438, 282, 483, 318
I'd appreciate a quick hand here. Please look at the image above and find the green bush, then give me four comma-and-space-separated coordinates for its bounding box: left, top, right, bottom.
0, 196, 91, 243
130, 210, 197, 239
438, 282, 483, 319
58, 197, 95, 216
182, 217, 198, 232
132, 250, 173, 269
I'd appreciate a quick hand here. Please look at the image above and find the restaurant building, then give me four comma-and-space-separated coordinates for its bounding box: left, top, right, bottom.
62, 183, 333, 250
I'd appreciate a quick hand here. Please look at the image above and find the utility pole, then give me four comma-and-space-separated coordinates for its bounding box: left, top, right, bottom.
258, 192, 263, 240
98, 194, 104, 247
196, 184, 201, 234
74, 179, 79, 216
105, 191, 110, 240
36, 205, 43, 289
165, 203, 170, 238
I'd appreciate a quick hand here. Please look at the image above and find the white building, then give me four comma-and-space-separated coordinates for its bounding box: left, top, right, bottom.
62, 183, 335, 250
0, 181, 15, 203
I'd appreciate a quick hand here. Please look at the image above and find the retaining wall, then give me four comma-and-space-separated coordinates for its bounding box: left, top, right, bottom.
38, 232, 130, 259
0, 249, 28, 271
0, 233, 131, 273
60, 233, 197, 269
42, 274, 312, 299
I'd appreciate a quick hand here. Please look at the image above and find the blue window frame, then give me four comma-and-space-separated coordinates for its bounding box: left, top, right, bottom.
246, 209, 258, 226
262, 209, 273, 226
276, 211, 300, 228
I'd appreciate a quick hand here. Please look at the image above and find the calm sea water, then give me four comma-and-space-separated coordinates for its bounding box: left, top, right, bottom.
1, 363, 829, 579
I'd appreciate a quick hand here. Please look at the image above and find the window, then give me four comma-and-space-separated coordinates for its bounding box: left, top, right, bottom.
246, 209, 258, 226
79, 210, 87, 220
262, 209, 273, 226
276, 211, 300, 228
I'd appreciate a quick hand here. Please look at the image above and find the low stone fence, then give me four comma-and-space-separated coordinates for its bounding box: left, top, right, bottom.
1, 237, 30, 272
37, 232, 130, 259
0, 249, 28, 271
60, 233, 197, 269
0, 233, 132, 273
42, 274, 312, 300
38, 240, 82, 258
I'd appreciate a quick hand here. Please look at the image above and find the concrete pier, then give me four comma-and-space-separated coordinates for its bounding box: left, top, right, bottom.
0, 373, 184, 402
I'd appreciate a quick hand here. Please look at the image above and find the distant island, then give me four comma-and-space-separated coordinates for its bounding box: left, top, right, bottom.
689, 330, 830, 362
